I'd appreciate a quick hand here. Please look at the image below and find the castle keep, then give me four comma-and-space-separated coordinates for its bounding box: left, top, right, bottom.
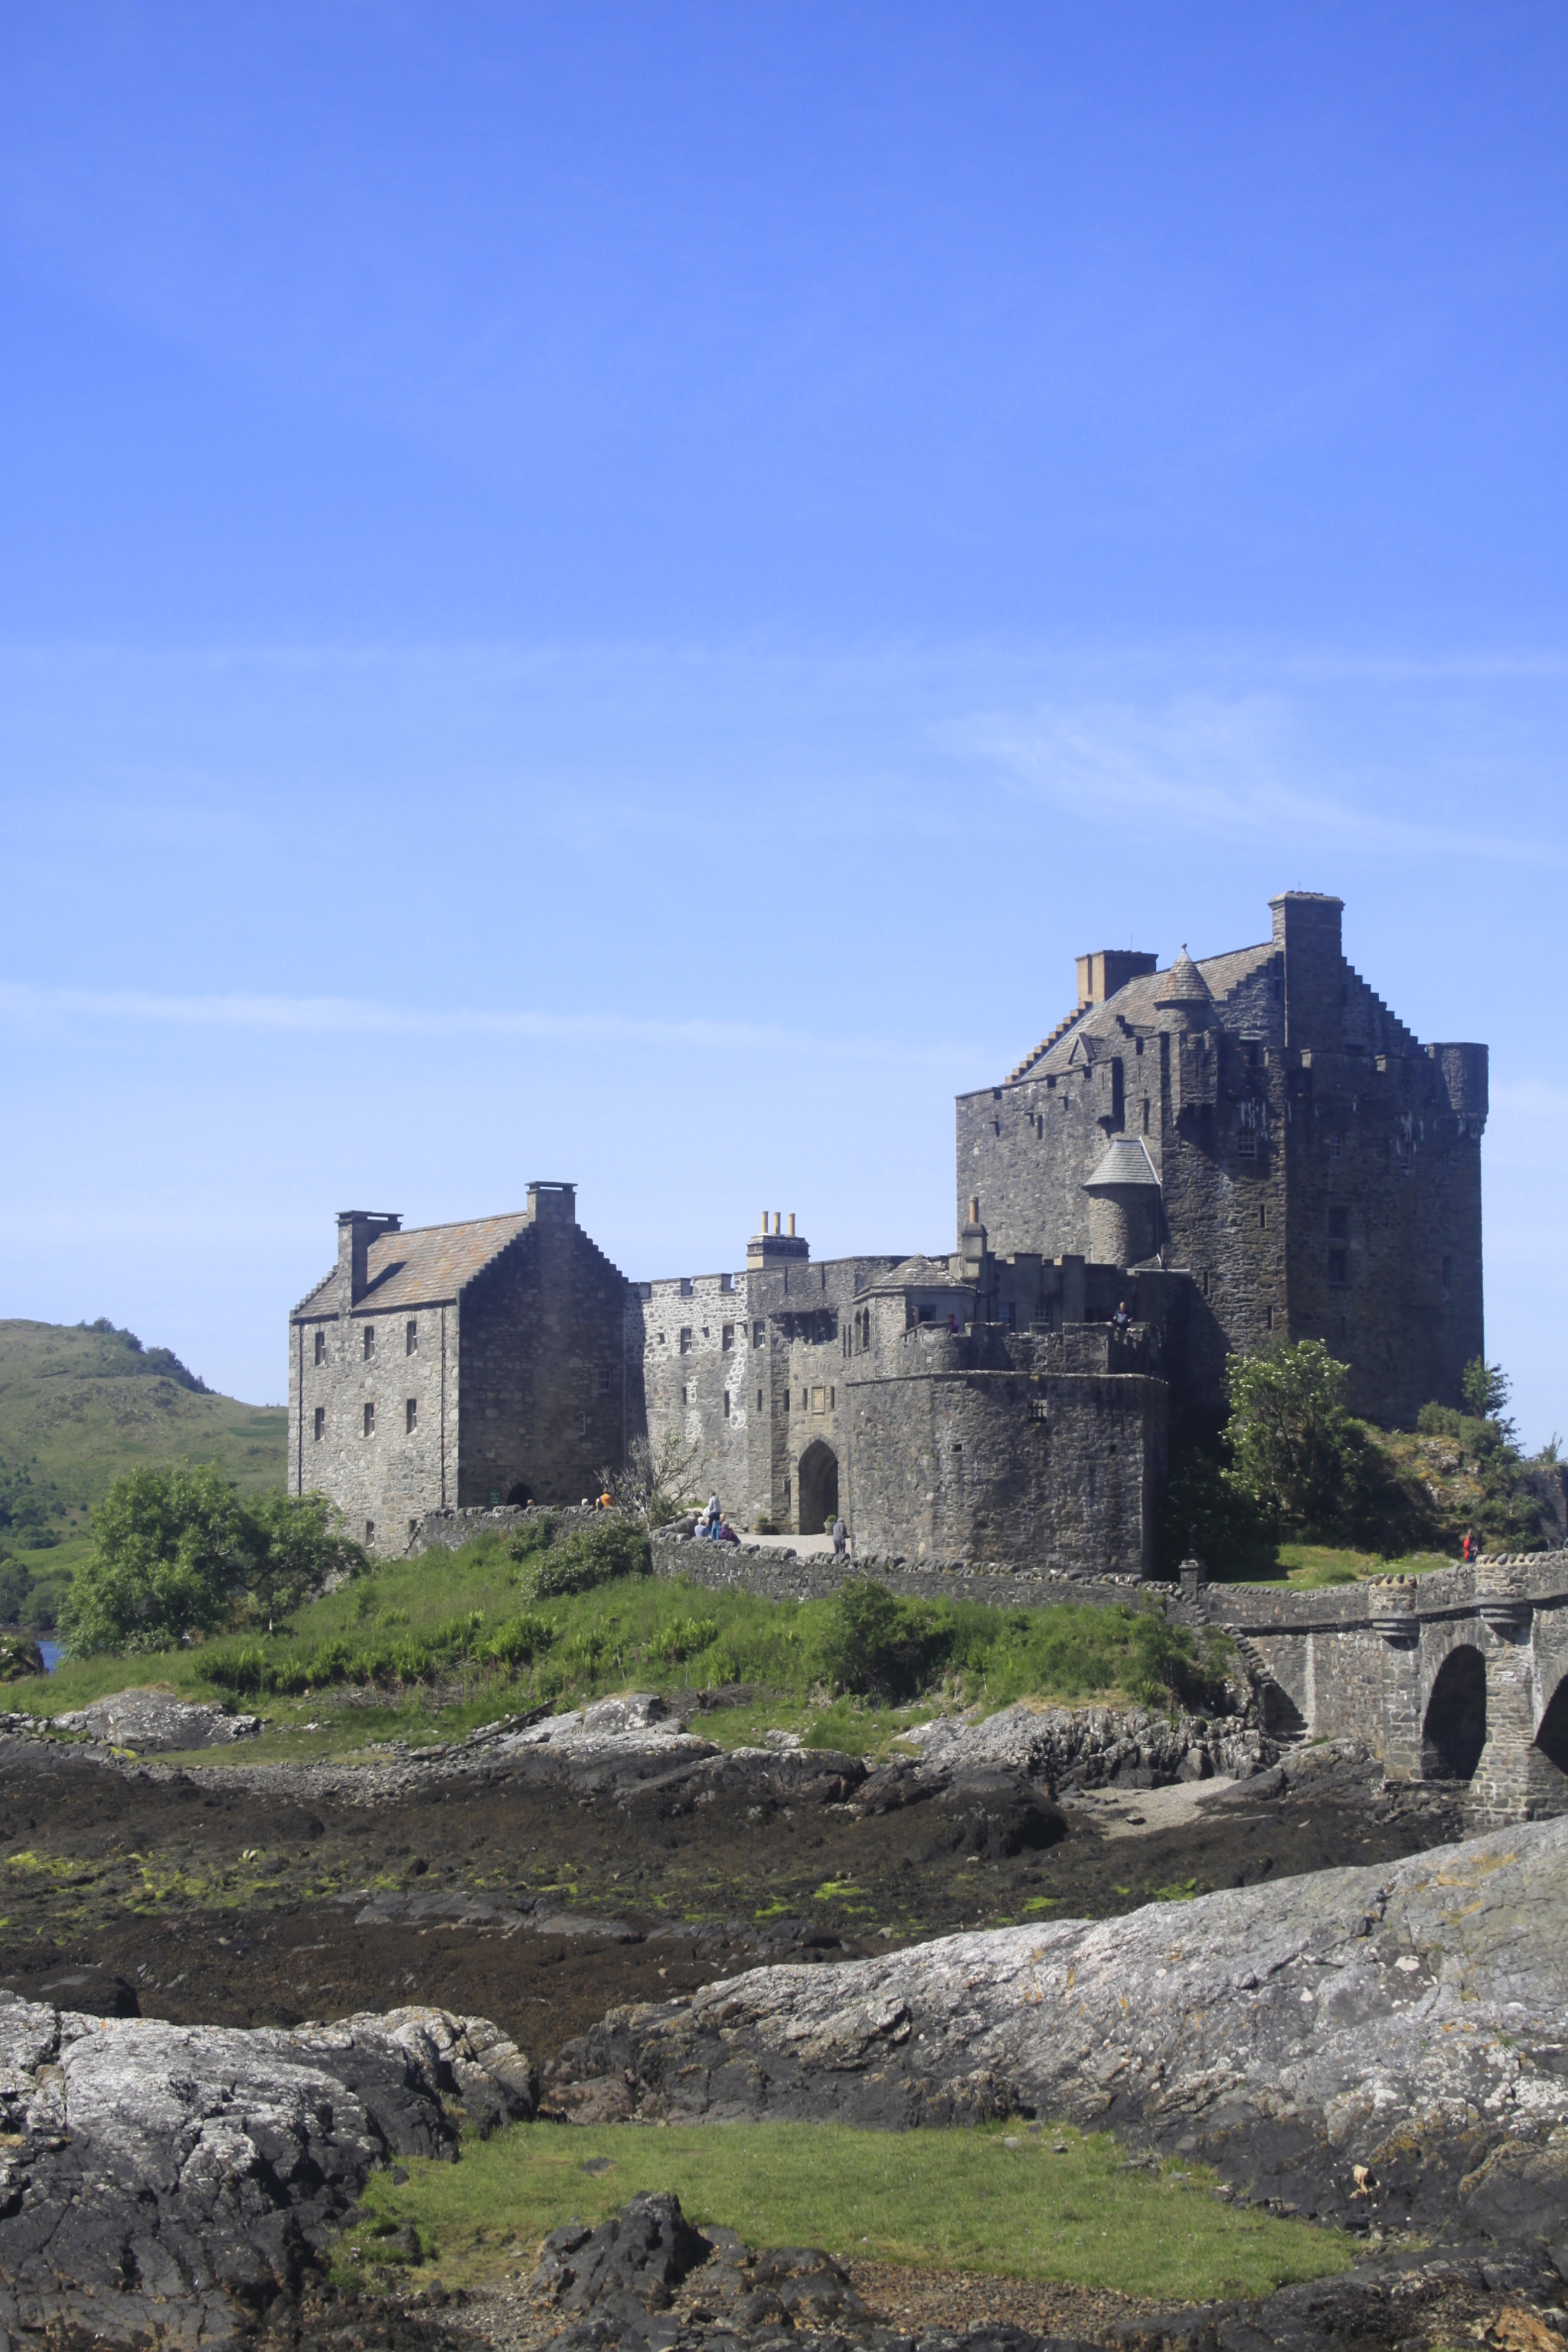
289, 891, 1487, 1570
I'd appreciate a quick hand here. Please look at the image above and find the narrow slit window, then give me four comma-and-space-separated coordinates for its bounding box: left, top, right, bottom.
405, 1397, 417, 1434
363, 1400, 376, 1436
599, 1366, 613, 1393
365, 1520, 375, 1544
314, 1328, 326, 1366
722, 1324, 735, 1351
406, 1320, 417, 1356
313, 1406, 325, 1441
362, 1324, 375, 1361
756, 1387, 763, 1410
723, 1390, 730, 1418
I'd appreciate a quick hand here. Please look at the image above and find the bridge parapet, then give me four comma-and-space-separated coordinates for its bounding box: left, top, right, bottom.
1206, 1551, 1568, 1821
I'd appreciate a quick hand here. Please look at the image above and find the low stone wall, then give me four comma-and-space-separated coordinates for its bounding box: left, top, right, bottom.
653, 1530, 1175, 1618
407, 1502, 603, 1556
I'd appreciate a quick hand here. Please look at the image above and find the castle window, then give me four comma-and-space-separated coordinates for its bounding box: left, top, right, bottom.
1327, 1129, 1342, 1158
313, 1406, 325, 1442
757, 1387, 763, 1410
405, 1397, 417, 1434
406, 1320, 417, 1355
829, 1385, 835, 1409
599, 1367, 612, 1393
1233, 1125, 1256, 1160
783, 1389, 789, 1412
680, 1385, 688, 1405
1329, 1208, 1348, 1240
722, 1324, 735, 1351
723, 1391, 730, 1419
314, 1329, 325, 1366
679, 1328, 692, 1354
363, 1401, 376, 1437
680, 1277, 693, 1298
363, 1324, 375, 1360
1142, 1099, 1149, 1133
753, 1321, 765, 1348
365, 1520, 374, 1544
1328, 1249, 1348, 1287
720, 1272, 733, 1293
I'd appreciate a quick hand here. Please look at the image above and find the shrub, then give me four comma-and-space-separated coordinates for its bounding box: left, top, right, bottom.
818, 1579, 952, 1701
62, 1467, 365, 1658
506, 1514, 559, 1565
486, 1612, 555, 1667
652, 1613, 720, 1664
530, 1517, 652, 1599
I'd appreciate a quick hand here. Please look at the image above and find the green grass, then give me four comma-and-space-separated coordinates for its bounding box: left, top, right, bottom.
1207, 1540, 1454, 1589
7, 1529, 1232, 1756
335, 2118, 1354, 2301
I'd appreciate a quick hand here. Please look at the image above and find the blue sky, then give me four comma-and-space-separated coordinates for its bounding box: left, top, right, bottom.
2, 4, 1565, 1446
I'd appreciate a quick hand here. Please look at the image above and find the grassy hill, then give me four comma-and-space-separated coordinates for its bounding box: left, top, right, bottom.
0, 1319, 286, 1628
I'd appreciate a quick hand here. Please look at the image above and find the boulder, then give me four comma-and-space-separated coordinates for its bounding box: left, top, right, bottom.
51, 1690, 260, 1751
0, 1996, 531, 2344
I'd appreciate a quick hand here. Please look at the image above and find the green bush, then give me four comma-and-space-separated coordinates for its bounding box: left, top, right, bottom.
485, 1612, 555, 1667
818, 1579, 952, 1701
652, 1613, 720, 1664
529, 1517, 652, 1599
61, 1466, 365, 1658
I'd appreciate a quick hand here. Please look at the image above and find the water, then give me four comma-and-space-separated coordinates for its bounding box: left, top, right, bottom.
39, 1642, 63, 1674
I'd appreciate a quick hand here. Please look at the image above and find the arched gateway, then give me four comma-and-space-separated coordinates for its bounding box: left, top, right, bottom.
796, 1440, 839, 1537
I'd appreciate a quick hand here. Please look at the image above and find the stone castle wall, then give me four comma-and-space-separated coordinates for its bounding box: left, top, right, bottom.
288, 1298, 456, 1550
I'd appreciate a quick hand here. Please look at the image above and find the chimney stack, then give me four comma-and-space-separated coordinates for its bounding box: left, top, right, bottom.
336, 1211, 401, 1310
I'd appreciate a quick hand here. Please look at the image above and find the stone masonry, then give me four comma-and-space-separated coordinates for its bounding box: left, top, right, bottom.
289, 890, 1488, 1572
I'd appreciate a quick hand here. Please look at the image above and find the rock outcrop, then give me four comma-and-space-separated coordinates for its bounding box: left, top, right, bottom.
51, 1691, 260, 1751
0, 1998, 532, 2344
544, 1815, 1568, 2243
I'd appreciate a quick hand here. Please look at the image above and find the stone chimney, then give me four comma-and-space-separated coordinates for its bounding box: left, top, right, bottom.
1270, 892, 1345, 1051
1076, 949, 1158, 1007
527, 1182, 577, 1224
336, 1211, 401, 1311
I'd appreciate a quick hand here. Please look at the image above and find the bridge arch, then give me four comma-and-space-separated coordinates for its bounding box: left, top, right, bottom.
1534, 1674, 1568, 1776
797, 1439, 839, 1537
1422, 1644, 1487, 1782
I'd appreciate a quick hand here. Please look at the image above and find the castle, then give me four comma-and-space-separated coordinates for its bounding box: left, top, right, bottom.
287, 891, 1487, 1571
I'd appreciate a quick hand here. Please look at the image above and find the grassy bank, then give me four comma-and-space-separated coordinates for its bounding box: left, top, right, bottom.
336, 2118, 1354, 2302
13, 1527, 1236, 1757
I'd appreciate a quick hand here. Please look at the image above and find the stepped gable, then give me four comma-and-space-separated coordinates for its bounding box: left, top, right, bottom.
291, 1211, 531, 1317
1011, 938, 1276, 1082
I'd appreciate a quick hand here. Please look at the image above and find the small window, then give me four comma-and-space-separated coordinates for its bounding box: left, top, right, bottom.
406, 1320, 417, 1356
681, 1384, 688, 1406
1259, 1204, 1267, 1229
783, 1389, 790, 1413
722, 1324, 735, 1352
803, 1387, 811, 1410
1328, 1207, 1348, 1240
364, 1400, 375, 1436
680, 1277, 693, 1298
1328, 1249, 1348, 1287
784, 1478, 791, 1510
1142, 1098, 1150, 1133
362, 1324, 375, 1361
599, 1366, 612, 1394
723, 1390, 730, 1419
679, 1327, 692, 1354
405, 1397, 417, 1434
313, 1406, 325, 1441
1233, 1125, 1256, 1160
314, 1328, 326, 1366
1327, 1129, 1342, 1159
365, 1519, 375, 1544
829, 1385, 835, 1409
753, 1321, 766, 1348
757, 1387, 763, 1411
408, 1517, 418, 1537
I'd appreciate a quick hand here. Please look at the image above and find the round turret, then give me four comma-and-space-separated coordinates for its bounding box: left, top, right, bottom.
1154, 944, 1213, 1030
1081, 1135, 1162, 1268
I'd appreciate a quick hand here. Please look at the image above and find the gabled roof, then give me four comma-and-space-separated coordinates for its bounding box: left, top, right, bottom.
1001, 939, 1275, 1086
292, 1213, 533, 1319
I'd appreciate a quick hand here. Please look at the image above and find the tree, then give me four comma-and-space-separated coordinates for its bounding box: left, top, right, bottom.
1223, 1340, 1358, 1533
603, 1430, 704, 1528
1462, 1357, 1517, 1439
61, 1467, 364, 1658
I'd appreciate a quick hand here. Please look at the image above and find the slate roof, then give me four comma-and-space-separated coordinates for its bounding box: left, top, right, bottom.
292, 1213, 532, 1319
858, 1255, 968, 1295
1083, 1137, 1162, 1192
1002, 940, 1275, 1086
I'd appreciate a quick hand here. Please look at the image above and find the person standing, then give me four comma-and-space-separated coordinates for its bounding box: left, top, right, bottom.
831, 1515, 848, 1557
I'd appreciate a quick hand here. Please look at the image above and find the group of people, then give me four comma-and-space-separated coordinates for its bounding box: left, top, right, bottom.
694, 1493, 740, 1544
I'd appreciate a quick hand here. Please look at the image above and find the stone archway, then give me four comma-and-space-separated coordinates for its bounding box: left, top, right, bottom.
796, 1440, 839, 1537
1422, 1645, 1487, 1782
505, 1480, 535, 1507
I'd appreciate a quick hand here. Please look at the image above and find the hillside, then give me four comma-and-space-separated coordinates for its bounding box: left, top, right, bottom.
0, 1318, 286, 1543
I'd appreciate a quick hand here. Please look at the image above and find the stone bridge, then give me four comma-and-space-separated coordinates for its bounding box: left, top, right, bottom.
1206, 1551, 1568, 1824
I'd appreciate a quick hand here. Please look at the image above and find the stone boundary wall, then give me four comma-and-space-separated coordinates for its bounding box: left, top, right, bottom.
1201, 1550, 1568, 1634
652, 1530, 1174, 1618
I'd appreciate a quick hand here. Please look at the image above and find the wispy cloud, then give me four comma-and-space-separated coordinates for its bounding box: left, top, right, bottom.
0, 981, 978, 1071
958, 691, 1566, 865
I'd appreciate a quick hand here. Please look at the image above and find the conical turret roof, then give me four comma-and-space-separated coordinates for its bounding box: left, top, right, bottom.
1154, 944, 1213, 1008
1083, 1136, 1161, 1194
